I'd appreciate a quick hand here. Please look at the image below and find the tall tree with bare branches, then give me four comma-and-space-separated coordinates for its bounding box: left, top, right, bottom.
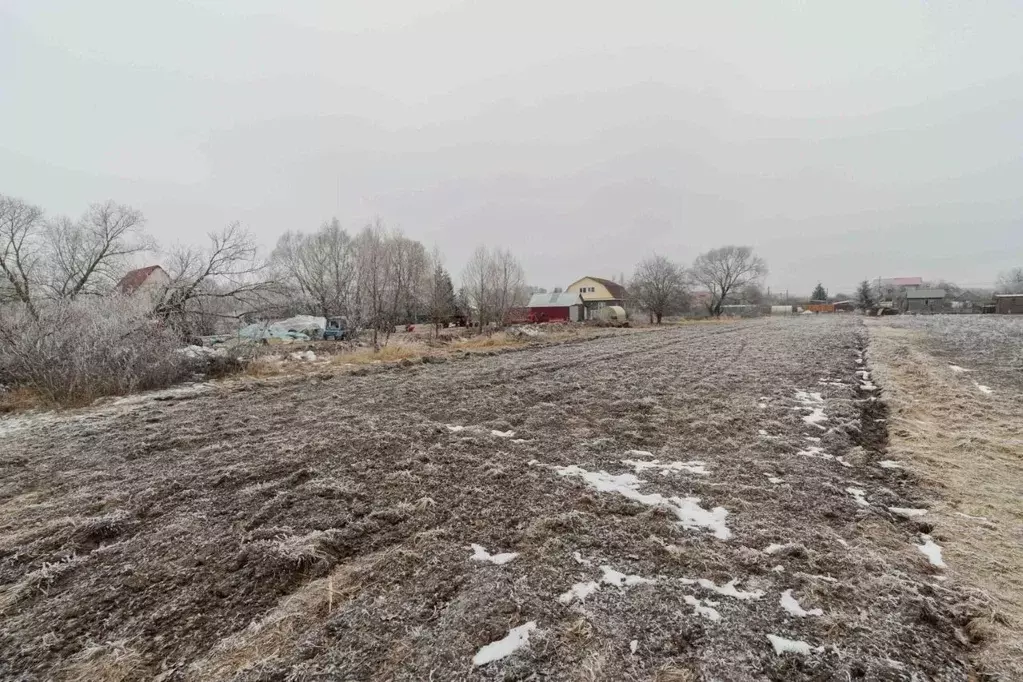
630, 255, 688, 323
45, 201, 152, 300
0, 195, 44, 317
691, 245, 767, 317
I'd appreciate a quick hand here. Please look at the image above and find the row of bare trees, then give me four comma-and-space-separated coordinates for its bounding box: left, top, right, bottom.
0, 193, 272, 336
629, 246, 768, 322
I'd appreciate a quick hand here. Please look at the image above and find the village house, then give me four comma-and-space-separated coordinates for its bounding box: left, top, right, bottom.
905, 288, 947, 314
565, 276, 628, 318
995, 294, 1023, 314
116, 265, 170, 296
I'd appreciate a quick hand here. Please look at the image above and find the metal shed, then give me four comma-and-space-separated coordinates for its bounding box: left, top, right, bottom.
905, 289, 946, 314
527, 292, 585, 322
995, 294, 1023, 314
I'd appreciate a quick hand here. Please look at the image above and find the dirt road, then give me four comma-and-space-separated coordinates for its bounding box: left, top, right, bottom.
0, 318, 978, 680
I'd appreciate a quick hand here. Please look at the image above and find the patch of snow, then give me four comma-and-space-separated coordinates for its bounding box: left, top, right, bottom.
553, 465, 731, 539
917, 536, 946, 568
766, 634, 823, 656
629, 639, 638, 654
948, 365, 971, 373
446, 425, 466, 433
289, 350, 317, 362
758, 402, 768, 409
511, 438, 528, 444
758, 429, 768, 436
802, 408, 828, 427
973, 381, 993, 395
558, 581, 601, 604
767, 476, 784, 484
473, 621, 537, 666
797, 446, 834, 460
684, 595, 721, 621
780, 589, 823, 617
836, 457, 852, 468
763, 543, 785, 555
772, 565, 785, 573
845, 487, 869, 507
878, 460, 903, 469
697, 578, 764, 600
805, 436, 822, 443
889, 507, 927, 518
621, 458, 709, 476
860, 381, 877, 391
470, 544, 518, 565
836, 538, 849, 548
572, 551, 592, 566
625, 449, 654, 457
491, 429, 516, 438
600, 565, 655, 588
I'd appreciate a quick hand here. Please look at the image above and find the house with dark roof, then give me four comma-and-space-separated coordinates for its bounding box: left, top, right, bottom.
565, 276, 628, 318
116, 265, 170, 296
905, 288, 947, 314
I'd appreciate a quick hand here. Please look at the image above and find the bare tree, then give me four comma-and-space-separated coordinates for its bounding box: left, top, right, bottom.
630, 255, 688, 324
996, 267, 1023, 294
0, 195, 44, 317
462, 245, 491, 329
489, 247, 526, 327
155, 222, 275, 336
45, 201, 151, 300
354, 220, 394, 346
691, 245, 768, 317
271, 218, 357, 320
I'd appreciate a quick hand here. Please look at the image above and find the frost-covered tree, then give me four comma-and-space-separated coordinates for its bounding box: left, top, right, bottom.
630, 255, 688, 324
691, 245, 767, 317
996, 267, 1023, 294
811, 282, 827, 302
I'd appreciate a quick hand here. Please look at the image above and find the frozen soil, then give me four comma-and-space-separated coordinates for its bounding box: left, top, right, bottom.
0, 317, 981, 680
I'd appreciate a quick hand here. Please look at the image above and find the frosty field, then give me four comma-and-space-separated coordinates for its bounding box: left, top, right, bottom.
1, 316, 1016, 680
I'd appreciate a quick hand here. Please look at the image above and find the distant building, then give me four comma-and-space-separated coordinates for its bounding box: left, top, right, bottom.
116, 265, 170, 298
995, 294, 1023, 315
527, 292, 585, 322
881, 277, 923, 290
565, 276, 628, 318
905, 288, 946, 313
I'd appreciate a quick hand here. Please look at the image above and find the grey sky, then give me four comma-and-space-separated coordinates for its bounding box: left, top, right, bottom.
2, 1, 1022, 295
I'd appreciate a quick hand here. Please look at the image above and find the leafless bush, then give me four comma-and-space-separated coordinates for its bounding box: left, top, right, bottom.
0, 295, 194, 405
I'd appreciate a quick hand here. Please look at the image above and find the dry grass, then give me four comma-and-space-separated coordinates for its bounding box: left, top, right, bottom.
868, 321, 1023, 679
0, 386, 47, 413
59, 641, 146, 682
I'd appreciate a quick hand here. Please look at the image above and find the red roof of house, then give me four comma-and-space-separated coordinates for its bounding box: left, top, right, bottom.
116, 265, 163, 293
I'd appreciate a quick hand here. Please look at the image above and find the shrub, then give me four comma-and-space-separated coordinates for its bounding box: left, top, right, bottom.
0, 296, 196, 405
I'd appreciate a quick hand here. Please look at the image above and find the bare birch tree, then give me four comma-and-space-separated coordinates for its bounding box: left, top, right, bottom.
271, 218, 357, 319
691, 246, 767, 317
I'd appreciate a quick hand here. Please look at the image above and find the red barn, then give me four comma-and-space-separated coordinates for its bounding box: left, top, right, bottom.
527, 292, 585, 322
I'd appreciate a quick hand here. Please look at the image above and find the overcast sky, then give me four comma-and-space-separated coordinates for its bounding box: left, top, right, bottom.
3, 1, 1022, 295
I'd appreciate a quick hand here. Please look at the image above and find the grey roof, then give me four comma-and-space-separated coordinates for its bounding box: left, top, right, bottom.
905, 288, 946, 299
528, 292, 584, 308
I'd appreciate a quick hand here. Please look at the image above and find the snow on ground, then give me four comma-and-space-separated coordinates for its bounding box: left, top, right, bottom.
473, 621, 537, 666
797, 445, 834, 460
879, 460, 904, 469
780, 589, 823, 617
795, 391, 828, 427
766, 476, 784, 484
490, 429, 516, 438
571, 551, 592, 566
845, 487, 870, 507
763, 543, 786, 555
469, 544, 518, 565
685, 578, 764, 600
918, 536, 946, 568
621, 458, 710, 476
766, 634, 824, 656
553, 465, 731, 539
948, 365, 971, 373
445, 425, 466, 433
558, 565, 655, 604
973, 381, 994, 395
684, 595, 721, 621
600, 565, 655, 587
558, 580, 601, 604
889, 507, 927, 518
629, 640, 638, 654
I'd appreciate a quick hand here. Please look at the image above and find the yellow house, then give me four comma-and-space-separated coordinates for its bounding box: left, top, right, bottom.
565, 276, 628, 317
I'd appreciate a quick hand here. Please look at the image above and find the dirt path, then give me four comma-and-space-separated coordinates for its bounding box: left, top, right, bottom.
0, 318, 980, 680
868, 317, 1023, 680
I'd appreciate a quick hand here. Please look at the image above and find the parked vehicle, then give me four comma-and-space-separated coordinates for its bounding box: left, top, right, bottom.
323, 317, 352, 341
